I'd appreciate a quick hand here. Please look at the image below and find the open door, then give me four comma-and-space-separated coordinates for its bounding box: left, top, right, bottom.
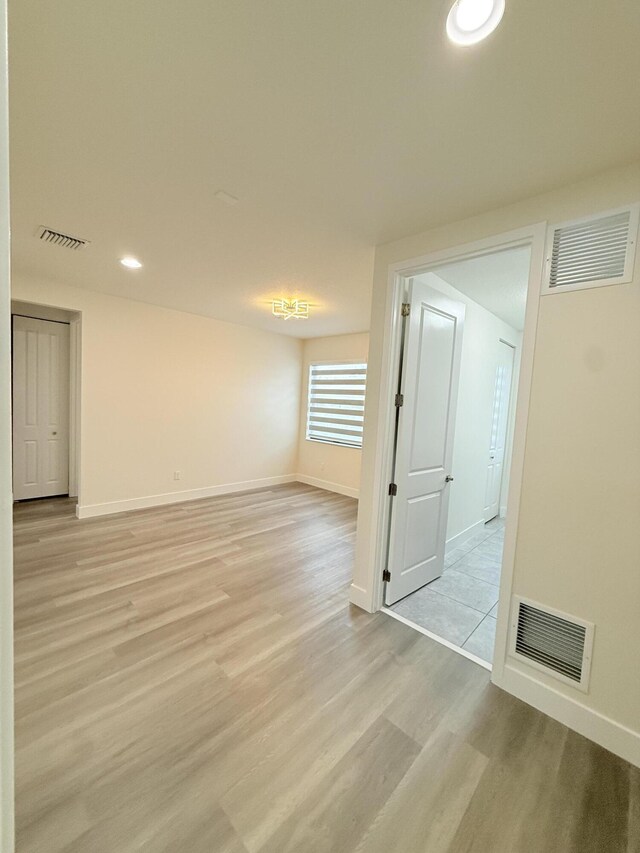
385, 280, 465, 605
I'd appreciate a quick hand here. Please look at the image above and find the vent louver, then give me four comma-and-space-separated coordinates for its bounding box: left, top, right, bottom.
544, 205, 638, 294
36, 226, 89, 251
510, 597, 593, 692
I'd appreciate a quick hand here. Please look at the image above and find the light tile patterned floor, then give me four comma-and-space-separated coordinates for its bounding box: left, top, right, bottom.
389, 518, 505, 663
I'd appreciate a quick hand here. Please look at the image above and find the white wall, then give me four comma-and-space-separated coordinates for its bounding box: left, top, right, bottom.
12, 275, 303, 516
353, 161, 640, 763
0, 0, 14, 847
296, 332, 369, 497
415, 272, 521, 547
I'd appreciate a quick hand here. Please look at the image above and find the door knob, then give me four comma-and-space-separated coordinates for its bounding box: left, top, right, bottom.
445, 475, 454, 483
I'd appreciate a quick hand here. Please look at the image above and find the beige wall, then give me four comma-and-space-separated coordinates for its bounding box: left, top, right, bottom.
354, 162, 640, 754
416, 272, 522, 545
12, 275, 303, 515
296, 333, 369, 497
0, 0, 14, 846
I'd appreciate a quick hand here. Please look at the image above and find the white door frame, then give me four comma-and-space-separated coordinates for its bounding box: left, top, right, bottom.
68, 317, 81, 499
356, 222, 547, 680
0, 0, 13, 848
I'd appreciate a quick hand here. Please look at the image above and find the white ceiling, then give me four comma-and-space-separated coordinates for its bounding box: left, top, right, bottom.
8, 0, 640, 338
434, 246, 530, 329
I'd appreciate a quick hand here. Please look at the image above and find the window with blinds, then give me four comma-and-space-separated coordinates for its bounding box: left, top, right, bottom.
306, 362, 367, 448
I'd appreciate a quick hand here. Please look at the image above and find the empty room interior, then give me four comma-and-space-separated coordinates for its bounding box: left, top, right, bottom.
1, 1, 639, 852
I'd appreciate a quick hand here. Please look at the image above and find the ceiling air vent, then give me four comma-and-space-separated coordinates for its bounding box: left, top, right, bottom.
543, 204, 639, 295
35, 226, 90, 251
509, 596, 594, 692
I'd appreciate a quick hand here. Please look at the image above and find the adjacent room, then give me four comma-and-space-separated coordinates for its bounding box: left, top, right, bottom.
1, 1, 639, 852
384, 246, 529, 665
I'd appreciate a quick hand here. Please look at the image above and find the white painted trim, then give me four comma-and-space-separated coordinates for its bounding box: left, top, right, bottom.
445, 519, 485, 552
295, 473, 359, 499
349, 583, 371, 610
353, 222, 546, 616
0, 0, 15, 853
76, 475, 298, 518
499, 505, 507, 518
350, 263, 406, 613
491, 226, 547, 684
382, 607, 492, 672
68, 317, 81, 499
493, 663, 640, 768
0, 0, 14, 847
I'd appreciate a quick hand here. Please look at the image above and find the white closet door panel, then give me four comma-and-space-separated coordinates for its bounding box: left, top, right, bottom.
12, 316, 70, 500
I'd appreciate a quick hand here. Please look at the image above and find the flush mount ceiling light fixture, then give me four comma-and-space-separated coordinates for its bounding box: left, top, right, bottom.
119, 256, 143, 269
446, 0, 505, 46
271, 298, 310, 320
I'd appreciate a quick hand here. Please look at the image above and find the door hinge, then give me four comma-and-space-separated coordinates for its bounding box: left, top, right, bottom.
394, 393, 404, 407
401, 303, 410, 317
382, 569, 391, 582
388, 483, 398, 496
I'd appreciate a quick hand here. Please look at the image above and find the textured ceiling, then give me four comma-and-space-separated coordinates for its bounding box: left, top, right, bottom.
8, 0, 640, 337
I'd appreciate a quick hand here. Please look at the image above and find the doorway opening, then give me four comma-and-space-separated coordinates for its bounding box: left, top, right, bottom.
11, 300, 81, 504
381, 243, 533, 668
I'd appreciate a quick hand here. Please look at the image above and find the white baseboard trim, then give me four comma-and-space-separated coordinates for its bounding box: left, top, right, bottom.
349, 583, 373, 612
295, 474, 359, 499
76, 474, 298, 519
493, 662, 640, 768
446, 519, 485, 552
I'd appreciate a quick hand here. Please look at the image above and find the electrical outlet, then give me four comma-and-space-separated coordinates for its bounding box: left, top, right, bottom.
173, 471, 181, 481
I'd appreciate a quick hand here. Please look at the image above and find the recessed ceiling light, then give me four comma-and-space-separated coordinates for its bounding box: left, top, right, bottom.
446, 0, 505, 46
119, 256, 143, 269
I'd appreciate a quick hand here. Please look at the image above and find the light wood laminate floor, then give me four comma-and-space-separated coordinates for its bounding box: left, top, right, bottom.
13, 484, 640, 853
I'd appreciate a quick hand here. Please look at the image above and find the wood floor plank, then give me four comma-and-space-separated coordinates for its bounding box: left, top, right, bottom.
353, 728, 489, 853
13, 485, 639, 853
259, 717, 421, 853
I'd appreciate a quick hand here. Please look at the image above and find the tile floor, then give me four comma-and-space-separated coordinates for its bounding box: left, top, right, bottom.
389, 517, 505, 663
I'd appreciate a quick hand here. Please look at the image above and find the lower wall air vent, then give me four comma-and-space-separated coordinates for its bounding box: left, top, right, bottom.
36, 226, 90, 251
509, 596, 594, 692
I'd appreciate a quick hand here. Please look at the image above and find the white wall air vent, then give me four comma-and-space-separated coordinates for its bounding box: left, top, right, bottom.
543, 204, 639, 295
35, 226, 90, 251
509, 596, 594, 692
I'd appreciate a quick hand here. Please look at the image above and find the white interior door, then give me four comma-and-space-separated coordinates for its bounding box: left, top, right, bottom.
483, 340, 514, 522
385, 281, 465, 606
12, 315, 70, 500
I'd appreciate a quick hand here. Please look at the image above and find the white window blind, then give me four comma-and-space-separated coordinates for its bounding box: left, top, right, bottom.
306, 362, 367, 448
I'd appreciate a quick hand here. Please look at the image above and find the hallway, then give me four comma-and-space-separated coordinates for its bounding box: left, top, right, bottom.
389, 518, 505, 664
